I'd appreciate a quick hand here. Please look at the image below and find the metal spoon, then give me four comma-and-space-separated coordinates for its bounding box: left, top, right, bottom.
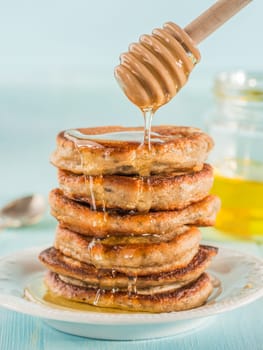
0, 194, 46, 230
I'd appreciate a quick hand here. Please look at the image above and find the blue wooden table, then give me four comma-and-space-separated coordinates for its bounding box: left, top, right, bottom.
0, 76, 263, 350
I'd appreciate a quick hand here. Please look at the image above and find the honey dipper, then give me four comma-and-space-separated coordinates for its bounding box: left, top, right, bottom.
115, 0, 252, 113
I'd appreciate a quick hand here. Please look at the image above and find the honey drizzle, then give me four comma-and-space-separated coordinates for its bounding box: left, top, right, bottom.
142, 108, 154, 149
145, 177, 153, 212
87, 237, 103, 265
88, 175, 97, 211
98, 174, 107, 222
127, 276, 138, 296
93, 288, 102, 306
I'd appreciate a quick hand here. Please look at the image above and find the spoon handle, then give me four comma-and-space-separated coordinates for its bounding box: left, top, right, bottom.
184, 0, 252, 45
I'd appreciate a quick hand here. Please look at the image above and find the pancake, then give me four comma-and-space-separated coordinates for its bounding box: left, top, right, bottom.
39, 245, 218, 290
53, 225, 201, 275
58, 163, 214, 212
49, 189, 221, 237
45, 271, 214, 312
50, 125, 214, 176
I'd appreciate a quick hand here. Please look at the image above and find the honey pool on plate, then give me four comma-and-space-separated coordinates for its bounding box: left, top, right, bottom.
24, 275, 130, 314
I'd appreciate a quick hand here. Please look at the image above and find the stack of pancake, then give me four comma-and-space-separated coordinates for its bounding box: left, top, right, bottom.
39, 125, 220, 313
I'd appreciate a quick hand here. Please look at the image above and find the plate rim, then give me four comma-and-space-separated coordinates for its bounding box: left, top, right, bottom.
0, 245, 263, 325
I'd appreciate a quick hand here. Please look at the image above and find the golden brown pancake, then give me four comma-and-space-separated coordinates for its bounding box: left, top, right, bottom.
50, 125, 214, 176
53, 225, 201, 275
49, 189, 221, 237
58, 163, 214, 212
39, 245, 218, 290
45, 271, 213, 313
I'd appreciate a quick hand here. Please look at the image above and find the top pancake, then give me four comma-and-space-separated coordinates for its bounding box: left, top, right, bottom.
51, 125, 214, 176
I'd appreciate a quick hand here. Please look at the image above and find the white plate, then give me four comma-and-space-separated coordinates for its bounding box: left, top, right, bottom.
0, 246, 263, 340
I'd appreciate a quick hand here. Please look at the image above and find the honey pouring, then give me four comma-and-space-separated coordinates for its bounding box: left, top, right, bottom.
60, 0, 252, 151
115, 0, 252, 146
33, 0, 253, 314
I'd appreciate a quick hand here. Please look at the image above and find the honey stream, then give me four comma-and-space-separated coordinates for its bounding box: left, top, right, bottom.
142, 108, 154, 149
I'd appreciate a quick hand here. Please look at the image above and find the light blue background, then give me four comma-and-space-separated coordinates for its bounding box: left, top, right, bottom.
0, 0, 261, 80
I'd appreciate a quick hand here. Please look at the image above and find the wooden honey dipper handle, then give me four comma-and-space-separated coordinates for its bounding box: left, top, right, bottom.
185, 0, 252, 45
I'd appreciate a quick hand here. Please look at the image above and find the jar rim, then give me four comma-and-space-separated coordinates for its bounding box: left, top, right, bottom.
214, 70, 263, 102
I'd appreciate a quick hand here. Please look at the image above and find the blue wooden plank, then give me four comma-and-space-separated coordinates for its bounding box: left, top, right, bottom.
0, 298, 262, 350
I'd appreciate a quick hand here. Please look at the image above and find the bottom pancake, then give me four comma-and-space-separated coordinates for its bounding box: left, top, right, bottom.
45, 271, 213, 313
39, 245, 217, 291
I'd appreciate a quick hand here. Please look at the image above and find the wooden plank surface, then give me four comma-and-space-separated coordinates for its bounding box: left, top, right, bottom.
0, 298, 263, 350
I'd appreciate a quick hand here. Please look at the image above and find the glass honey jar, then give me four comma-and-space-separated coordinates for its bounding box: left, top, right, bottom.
207, 71, 263, 241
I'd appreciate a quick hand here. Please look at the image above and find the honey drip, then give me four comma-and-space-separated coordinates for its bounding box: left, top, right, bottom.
88, 175, 97, 211
99, 174, 107, 217
127, 276, 138, 296
87, 237, 103, 265
64, 129, 105, 149
65, 129, 167, 146
142, 108, 154, 149
93, 288, 102, 306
